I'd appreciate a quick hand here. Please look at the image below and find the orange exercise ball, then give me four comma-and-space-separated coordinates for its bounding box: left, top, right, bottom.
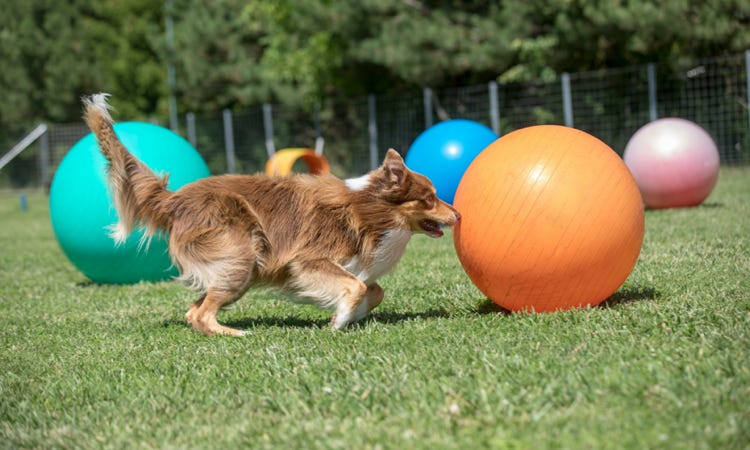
453, 125, 644, 312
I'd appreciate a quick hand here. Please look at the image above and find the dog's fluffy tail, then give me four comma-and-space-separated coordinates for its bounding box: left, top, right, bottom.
82, 93, 173, 244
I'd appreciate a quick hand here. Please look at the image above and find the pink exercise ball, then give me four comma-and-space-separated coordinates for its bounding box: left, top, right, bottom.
623, 118, 720, 209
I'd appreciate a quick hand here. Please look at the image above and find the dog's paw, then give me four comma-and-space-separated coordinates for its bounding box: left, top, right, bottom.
214, 326, 247, 337
329, 312, 355, 330
329, 314, 347, 330
190, 320, 247, 337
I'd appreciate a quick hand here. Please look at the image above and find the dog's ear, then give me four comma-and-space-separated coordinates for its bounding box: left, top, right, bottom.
384, 149, 406, 186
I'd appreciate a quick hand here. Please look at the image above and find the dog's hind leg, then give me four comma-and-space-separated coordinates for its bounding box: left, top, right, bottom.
170, 193, 267, 336
177, 237, 257, 336
185, 293, 206, 326
190, 289, 248, 336
286, 259, 368, 330
179, 243, 255, 336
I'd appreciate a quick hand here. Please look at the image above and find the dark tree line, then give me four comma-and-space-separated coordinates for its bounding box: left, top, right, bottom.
1, 0, 748, 139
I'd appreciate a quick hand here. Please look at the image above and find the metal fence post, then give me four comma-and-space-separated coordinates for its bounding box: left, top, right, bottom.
488, 81, 500, 136
186, 112, 197, 148
222, 109, 236, 174
423, 87, 434, 129
745, 50, 750, 138
39, 126, 50, 187
313, 107, 324, 156
561, 73, 574, 127
165, 0, 179, 133
368, 94, 379, 170
263, 103, 275, 158
647, 63, 658, 121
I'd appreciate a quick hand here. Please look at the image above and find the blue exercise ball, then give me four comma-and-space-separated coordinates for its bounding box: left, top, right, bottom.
405, 119, 498, 204
50, 122, 210, 284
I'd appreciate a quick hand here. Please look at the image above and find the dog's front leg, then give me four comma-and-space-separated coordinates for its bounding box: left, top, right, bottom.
286, 259, 368, 329
332, 281, 386, 328
359, 283, 384, 319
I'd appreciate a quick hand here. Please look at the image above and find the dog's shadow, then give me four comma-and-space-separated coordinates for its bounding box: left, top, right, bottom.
369, 308, 451, 324
162, 285, 660, 332
225, 315, 328, 330
162, 308, 451, 332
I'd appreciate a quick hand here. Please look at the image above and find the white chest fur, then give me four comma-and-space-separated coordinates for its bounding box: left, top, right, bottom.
344, 229, 412, 284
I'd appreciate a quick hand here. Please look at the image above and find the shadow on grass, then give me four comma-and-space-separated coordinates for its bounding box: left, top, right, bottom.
368, 308, 451, 325
161, 308, 451, 331
224, 315, 330, 329
160, 316, 330, 331
472, 284, 660, 315
600, 285, 660, 308
474, 300, 511, 315
646, 201, 723, 212
75, 278, 173, 288
160, 285, 660, 332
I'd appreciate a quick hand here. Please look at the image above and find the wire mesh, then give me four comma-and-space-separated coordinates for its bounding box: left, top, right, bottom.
3, 52, 748, 192
657, 54, 749, 164
569, 65, 652, 155
499, 79, 565, 132
375, 89, 425, 160
432, 83, 494, 127
230, 106, 267, 174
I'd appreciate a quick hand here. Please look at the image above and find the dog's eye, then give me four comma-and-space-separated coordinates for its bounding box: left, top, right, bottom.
423, 195, 436, 209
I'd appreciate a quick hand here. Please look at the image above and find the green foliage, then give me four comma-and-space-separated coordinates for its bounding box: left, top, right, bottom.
242, 1, 346, 106
0, 0, 165, 142
170, 0, 266, 112
81, 0, 166, 118
0, 0, 97, 131
352, 1, 519, 87
0, 168, 749, 448
0, 0, 748, 132
546, 0, 750, 70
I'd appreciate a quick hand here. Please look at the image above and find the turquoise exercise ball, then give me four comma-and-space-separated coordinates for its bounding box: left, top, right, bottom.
405, 119, 498, 204
50, 122, 210, 284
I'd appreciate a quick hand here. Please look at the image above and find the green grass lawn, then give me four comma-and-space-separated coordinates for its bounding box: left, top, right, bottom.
1, 168, 749, 449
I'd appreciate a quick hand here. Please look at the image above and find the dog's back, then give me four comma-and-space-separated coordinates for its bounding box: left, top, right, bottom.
167, 174, 364, 284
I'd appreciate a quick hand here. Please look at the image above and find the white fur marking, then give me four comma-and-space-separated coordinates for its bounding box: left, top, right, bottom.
175, 258, 247, 293
288, 284, 343, 309
108, 222, 130, 245
332, 309, 352, 330
343, 256, 364, 280
352, 297, 371, 322
369, 229, 411, 281
345, 174, 371, 191
83, 93, 114, 123
345, 229, 411, 284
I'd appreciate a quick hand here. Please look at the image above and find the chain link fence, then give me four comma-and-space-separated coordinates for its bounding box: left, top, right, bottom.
2, 51, 748, 193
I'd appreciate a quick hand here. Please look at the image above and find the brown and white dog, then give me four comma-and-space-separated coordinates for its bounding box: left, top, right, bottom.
82, 94, 460, 336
